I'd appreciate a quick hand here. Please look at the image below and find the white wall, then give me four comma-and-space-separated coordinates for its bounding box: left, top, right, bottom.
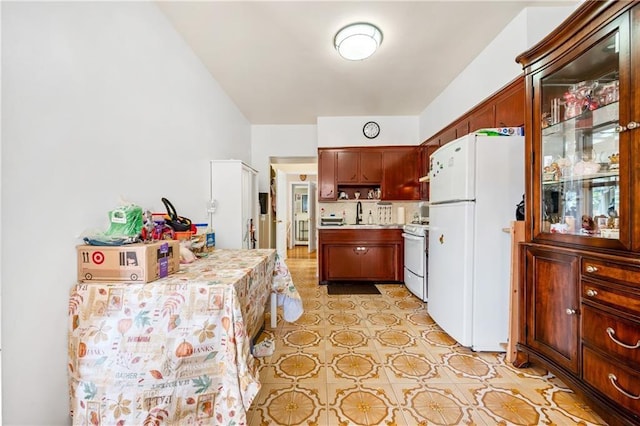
318, 116, 419, 148
1, 2, 251, 424
251, 124, 318, 192
418, 5, 578, 141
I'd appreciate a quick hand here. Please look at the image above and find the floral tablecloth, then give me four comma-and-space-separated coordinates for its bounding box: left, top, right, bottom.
68, 248, 295, 425
272, 254, 303, 322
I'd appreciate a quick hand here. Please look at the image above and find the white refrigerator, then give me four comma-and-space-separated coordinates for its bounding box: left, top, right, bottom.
427, 132, 524, 352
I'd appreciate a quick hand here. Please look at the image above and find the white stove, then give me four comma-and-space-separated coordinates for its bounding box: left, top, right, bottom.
402, 222, 429, 302
404, 222, 429, 236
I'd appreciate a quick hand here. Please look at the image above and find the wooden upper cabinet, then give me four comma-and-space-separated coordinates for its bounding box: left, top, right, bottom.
495, 84, 525, 127
383, 147, 419, 200
468, 104, 496, 132
454, 121, 469, 140
421, 77, 525, 148
359, 151, 383, 183
318, 149, 337, 200
439, 126, 458, 145
336, 149, 382, 184
517, 4, 632, 252
336, 150, 359, 182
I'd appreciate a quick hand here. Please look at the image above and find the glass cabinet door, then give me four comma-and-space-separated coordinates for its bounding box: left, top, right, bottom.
538, 30, 621, 241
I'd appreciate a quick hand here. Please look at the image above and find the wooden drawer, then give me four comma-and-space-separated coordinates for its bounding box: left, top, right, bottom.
582, 305, 640, 366
582, 258, 640, 288
582, 281, 640, 317
583, 346, 640, 415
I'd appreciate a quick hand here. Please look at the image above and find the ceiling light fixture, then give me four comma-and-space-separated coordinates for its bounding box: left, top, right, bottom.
334, 22, 383, 61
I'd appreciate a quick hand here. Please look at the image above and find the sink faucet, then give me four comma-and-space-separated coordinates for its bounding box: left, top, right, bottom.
355, 201, 363, 224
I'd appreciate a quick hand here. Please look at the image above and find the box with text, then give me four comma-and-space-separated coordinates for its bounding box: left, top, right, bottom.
77, 240, 180, 283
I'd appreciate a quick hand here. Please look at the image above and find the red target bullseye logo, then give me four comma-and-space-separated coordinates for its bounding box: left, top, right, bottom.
92, 251, 105, 265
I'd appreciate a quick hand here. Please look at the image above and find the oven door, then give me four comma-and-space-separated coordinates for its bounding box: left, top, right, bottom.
402, 232, 425, 276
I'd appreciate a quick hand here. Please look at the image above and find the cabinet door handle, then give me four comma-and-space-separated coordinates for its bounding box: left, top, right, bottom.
565, 308, 577, 315
615, 121, 639, 132
586, 289, 598, 297
608, 374, 640, 400
585, 265, 598, 273
606, 327, 640, 349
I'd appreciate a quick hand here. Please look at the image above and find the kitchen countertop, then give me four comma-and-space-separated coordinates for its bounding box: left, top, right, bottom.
318, 224, 404, 230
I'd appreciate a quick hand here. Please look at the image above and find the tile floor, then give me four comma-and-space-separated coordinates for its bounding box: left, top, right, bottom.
249, 248, 607, 426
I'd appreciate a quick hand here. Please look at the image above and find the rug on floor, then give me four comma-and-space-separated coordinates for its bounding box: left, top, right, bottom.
327, 282, 381, 295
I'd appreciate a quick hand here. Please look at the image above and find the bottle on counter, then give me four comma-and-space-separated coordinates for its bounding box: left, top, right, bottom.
368, 210, 374, 224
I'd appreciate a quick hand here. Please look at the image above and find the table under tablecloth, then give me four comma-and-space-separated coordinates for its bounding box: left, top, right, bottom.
68, 248, 301, 425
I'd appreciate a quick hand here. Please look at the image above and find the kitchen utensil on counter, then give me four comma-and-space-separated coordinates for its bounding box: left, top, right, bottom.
320, 216, 344, 226
377, 202, 393, 224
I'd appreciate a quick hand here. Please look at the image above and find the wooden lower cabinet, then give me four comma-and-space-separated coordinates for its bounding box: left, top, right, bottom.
318, 228, 403, 283
583, 347, 640, 416
518, 243, 640, 425
522, 246, 580, 374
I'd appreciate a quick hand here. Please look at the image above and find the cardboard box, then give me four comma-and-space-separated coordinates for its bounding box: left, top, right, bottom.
476, 127, 525, 136
77, 240, 180, 283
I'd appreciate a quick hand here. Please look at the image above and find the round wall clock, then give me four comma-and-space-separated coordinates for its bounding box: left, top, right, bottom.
363, 121, 380, 139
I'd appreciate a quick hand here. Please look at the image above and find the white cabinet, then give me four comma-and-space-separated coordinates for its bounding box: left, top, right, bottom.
210, 160, 259, 249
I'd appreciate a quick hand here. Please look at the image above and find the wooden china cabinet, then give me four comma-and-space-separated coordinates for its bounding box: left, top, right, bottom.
516, 2, 640, 425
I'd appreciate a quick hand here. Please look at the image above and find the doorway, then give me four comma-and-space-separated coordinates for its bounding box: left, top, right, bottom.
269, 158, 317, 260
292, 183, 309, 246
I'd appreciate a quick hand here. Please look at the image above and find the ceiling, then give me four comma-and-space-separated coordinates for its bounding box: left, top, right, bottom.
157, 1, 576, 125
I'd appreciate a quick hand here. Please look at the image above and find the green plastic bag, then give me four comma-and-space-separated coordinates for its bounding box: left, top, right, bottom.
104, 204, 143, 237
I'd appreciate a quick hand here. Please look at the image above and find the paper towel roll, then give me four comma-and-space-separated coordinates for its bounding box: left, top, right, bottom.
397, 207, 405, 224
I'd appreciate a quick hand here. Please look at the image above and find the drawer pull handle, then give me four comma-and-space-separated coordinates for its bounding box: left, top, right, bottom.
586, 289, 598, 297
566, 308, 577, 315
585, 265, 598, 273
606, 327, 640, 349
608, 374, 640, 400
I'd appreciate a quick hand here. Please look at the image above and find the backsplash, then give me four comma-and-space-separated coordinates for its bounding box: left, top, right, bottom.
318, 201, 420, 225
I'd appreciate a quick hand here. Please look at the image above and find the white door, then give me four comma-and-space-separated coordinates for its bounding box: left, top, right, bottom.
429, 134, 476, 203
428, 201, 474, 347
275, 169, 288, 259
307, 181, 317, 252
